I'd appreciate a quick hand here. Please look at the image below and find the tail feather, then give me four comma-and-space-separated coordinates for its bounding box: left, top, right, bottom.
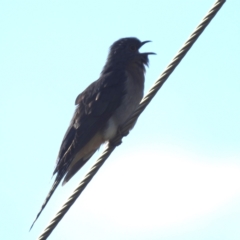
29, 169, 65, 231
62, 151, 96, 185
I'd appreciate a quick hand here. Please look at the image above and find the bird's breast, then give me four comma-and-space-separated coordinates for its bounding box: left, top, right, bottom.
102, 68, 144, 141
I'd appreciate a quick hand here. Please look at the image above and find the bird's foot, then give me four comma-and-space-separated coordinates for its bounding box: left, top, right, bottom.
109, 127, 129, 147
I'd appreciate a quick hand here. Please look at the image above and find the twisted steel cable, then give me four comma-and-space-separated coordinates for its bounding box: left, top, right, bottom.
38, 0, 226, 239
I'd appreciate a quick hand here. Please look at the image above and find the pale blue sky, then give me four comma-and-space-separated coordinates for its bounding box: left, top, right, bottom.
1, 1, 240, 240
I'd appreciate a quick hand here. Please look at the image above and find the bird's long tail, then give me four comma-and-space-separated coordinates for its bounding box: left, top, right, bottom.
29, 165, 68, 231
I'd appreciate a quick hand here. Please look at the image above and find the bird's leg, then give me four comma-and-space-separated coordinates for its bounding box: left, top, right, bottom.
118, 126, 129, 137
109, 127, 129, 147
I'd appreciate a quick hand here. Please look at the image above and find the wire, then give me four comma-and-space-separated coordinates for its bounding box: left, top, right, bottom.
38, 1, 226, 239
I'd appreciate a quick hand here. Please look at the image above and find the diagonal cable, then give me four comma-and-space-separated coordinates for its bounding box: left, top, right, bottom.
38, 0, 226, 239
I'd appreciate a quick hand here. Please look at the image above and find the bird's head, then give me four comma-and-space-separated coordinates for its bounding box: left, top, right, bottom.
103, 37, 155, 73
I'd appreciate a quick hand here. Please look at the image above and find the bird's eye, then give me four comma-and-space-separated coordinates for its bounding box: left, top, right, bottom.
130, 45, 137, 51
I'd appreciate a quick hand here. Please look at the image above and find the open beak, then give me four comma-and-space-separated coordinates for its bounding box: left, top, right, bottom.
140, 40, 156, 55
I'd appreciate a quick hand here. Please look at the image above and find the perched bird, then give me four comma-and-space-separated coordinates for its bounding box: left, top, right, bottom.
30, 37, 155, 229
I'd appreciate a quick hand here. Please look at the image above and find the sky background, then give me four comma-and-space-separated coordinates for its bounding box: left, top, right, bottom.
1, 0, 240, 239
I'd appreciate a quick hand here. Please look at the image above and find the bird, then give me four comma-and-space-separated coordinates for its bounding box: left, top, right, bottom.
30, 37, 155, 230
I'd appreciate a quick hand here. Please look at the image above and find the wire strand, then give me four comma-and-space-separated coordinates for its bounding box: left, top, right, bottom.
38, 1, 226, 239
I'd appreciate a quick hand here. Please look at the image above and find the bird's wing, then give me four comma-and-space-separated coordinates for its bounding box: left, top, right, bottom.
54, 71, 127, 175
30, 70, 127, 230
